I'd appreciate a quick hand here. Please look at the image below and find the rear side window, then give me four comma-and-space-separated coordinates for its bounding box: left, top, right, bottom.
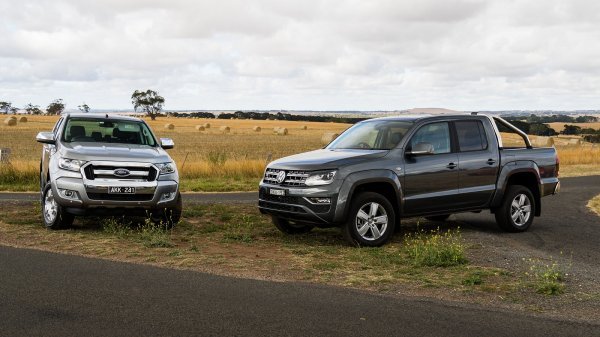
455, 120, 488, 152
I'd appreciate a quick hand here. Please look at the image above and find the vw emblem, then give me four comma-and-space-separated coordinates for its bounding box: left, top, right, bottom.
114, 168, 131, 177
276, 171, 286, 184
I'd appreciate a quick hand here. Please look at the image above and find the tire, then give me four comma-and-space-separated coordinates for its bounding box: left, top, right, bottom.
272, 217, 314, 234
41, 184, 74, 230
425, 214, 451, 222
343, 192, 396, 247
151, 192, 182, 229
495, 185, 535, 232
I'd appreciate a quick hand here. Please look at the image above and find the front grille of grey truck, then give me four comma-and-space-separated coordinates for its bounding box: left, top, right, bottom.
83, 164, 158, 181
87, 193, 154, 202
263, 169, 309, 186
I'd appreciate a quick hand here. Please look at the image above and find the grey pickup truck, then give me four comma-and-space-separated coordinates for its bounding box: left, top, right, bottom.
36, 113, 181, 229
259, 113, 560, 246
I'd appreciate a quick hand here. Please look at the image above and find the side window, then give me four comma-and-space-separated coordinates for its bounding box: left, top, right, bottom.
455, 120, 488, 152
409, 122, 451, 154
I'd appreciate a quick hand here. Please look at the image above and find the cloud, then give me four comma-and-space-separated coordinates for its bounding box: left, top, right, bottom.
0, 0, 598, 110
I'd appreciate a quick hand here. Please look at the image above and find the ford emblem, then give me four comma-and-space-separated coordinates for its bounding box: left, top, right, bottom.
276, 171, 286, 184
114, 168, 131, 177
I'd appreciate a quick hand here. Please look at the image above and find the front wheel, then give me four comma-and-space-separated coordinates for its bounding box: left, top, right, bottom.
272, 217, 314, 234
495, 185, 535, 232
41, 184, 74, 230
343, 192, 396, 247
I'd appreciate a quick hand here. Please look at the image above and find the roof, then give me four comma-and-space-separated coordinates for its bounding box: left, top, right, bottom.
63, 113, 144, 122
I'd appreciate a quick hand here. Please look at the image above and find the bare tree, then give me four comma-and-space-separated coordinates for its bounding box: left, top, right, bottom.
131, 89, 165, 120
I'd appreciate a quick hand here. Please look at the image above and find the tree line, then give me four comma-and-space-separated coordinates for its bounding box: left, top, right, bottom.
0, 99, 90, 115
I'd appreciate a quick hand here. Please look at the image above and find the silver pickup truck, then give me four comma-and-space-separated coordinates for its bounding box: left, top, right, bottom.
36, 113, 181, 229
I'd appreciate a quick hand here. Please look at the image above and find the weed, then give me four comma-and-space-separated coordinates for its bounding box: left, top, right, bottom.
139, 219, 174, 248
404, 228, 467, 267
525, 257, 567, 295
463, 271, 484, 286
222, 232, 254, 243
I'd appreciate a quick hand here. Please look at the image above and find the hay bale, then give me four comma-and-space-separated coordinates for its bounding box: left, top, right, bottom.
547, 137, 555, 146
203, 123, 211, 129
568, 138, 581, 145
301, 125, 308, 130
273, 127, 280, 133
3, 117, 16, 126
164, 123, 175, 130
195, 125, 205, 131
220, 126, 230, 133
18, 116, 27, 123
321, 132, 339, 145
276, 128, 288, 136
253, 126, 262, 132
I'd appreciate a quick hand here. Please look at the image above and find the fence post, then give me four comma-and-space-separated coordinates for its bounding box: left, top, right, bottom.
0, 148, 11, 164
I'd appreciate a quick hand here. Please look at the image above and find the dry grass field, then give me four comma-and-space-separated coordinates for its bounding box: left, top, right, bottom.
547, 122, 600, 133
0, 115, 599, 191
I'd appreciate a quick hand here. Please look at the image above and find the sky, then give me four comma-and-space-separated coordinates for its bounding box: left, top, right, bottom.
1, 0, 599, 111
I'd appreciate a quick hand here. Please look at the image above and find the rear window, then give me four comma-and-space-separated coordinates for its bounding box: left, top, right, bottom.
455, 120, 488, 152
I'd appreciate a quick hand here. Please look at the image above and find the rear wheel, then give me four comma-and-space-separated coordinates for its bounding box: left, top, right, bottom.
41, 184, 74, 230
272, 217, 314, 234
343, 192, 396, 247
425, 214, 451, 222
495, 185, 535, 232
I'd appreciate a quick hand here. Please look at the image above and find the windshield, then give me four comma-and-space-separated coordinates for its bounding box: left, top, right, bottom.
62, 118, 157, 146
327, 120, 414, 150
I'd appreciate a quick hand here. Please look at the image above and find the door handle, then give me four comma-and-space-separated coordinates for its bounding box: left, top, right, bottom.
446, 163, 457, 169
486, 159, 496, 165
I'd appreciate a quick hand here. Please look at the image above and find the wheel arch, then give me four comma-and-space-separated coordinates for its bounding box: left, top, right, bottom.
492, 162, 541, 216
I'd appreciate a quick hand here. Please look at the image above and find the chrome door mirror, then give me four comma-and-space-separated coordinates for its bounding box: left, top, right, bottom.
406, 142, 434, 156
160, 138, 174, 149
36, 132, 56, 145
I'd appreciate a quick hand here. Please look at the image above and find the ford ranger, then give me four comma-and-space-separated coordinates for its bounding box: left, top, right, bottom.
259, 113, 560, 246
36, 113, 181, 229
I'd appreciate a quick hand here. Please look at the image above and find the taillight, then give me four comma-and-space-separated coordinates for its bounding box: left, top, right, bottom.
555, 153, 560, 177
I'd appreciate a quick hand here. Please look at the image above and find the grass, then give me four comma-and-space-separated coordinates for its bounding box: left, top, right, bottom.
587, 194, 600, 216
525, 257, 567, 295
404, 227, 467, 267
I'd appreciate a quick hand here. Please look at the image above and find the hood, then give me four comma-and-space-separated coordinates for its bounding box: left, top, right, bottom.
60, 143, 172, 163
269, 149, 389, 170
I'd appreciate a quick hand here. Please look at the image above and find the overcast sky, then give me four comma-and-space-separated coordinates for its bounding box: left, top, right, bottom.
1, 0, 599, 111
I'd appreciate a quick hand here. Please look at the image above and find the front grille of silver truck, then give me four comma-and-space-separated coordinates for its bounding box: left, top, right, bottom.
83, 164, 158, 182
263, 169, 309, 186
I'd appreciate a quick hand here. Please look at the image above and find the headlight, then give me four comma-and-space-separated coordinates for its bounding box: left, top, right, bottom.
58, 158, 86, 172
156, 162, 176, 175
305, 170, 337, 186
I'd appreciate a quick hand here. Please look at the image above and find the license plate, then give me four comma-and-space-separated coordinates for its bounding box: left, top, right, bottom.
269, 189, 285, 196
108, 186, 136, 194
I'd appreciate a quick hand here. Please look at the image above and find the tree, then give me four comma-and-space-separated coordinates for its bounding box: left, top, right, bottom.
25, 103, 42, 115
131, 89, 165, 120
529, 123, 558, 136
562, 124, 581, 135
78, 103, 90, 113
0, 101, 11, 114
46, 99, 65, 115
9, 107, 18, 115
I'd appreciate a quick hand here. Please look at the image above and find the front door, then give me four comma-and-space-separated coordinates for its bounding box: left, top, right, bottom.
402, 122, 460, 215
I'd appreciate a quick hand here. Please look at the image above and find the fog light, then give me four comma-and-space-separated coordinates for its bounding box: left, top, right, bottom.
160, 192, 176, 202
307, 197, 331, 204
58, 189, 80, 201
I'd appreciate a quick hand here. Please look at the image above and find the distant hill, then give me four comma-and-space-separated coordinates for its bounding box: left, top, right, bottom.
405, 108, 463, 115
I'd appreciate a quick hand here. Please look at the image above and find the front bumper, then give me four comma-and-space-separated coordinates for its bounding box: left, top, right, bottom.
51, 177, 179, 213
258, 181, 341, 226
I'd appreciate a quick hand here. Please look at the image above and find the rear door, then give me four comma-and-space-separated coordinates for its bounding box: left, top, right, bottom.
402, 121, 460, 215
454, 119, 500, 208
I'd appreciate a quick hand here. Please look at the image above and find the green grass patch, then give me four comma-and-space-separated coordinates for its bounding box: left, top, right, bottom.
404, 228, 467, 267
525, 257, 567, 295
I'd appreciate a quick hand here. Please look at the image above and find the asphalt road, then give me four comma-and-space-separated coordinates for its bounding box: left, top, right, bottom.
1, 245, 598, 337
0, 176, 599, 336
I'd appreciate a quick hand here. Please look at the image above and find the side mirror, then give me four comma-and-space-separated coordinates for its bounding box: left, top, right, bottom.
36, 132, 56, 145
406, 142, 434, 156
160, 138, 174, 149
